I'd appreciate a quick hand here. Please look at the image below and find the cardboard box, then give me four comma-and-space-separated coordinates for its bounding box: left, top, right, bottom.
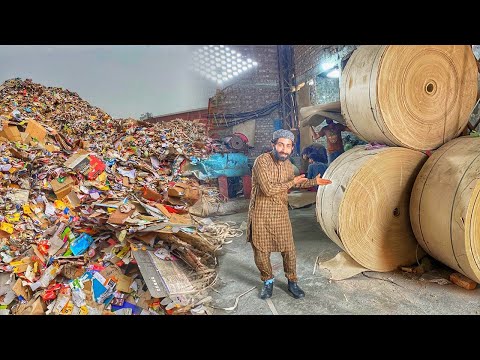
50, 176, 75, 200
65, 191, 81, 208
64, 150, 90, 171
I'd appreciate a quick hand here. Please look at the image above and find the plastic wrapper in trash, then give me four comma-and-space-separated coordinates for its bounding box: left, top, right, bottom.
36, 263, 62, 289
71, 288, 87, 308
69, 233, 94, 256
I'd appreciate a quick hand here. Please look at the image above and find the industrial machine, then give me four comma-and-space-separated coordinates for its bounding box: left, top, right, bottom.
222, 133, 251, 154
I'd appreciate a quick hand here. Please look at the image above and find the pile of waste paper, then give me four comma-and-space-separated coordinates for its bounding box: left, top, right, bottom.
0, 78, 241, 315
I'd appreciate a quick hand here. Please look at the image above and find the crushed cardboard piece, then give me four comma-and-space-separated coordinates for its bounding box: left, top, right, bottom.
108, 208, 135, 225
16, 296, 46, 315
143, 187, 163, 202
2, 126, 21, 142
12, 278, 32, 301
169, 213, 193, 225
25, 119, 47, 142
316, 251, 368, 281
154, 204, 172, 218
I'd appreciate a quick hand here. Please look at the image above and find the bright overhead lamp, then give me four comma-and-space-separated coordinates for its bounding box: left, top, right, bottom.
321, 62, 335, 71
326, 69, 340, 78
192, 45, 259, 86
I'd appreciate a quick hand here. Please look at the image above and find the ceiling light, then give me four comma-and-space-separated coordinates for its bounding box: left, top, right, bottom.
321, 62, 335, 71
326, 69, 340, 78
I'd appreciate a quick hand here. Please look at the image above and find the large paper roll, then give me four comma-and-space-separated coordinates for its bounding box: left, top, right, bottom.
410, 136, 480, 283
317, 145, 427, 271
340, 45, 478, 151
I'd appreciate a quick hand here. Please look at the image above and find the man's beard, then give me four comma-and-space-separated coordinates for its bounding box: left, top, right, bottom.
273, 147, 290, 161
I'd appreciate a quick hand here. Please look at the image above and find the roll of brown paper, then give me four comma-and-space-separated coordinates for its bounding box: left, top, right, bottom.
340, 45, 478, 151
317, 145, 427, 271
410, 136, 480, 283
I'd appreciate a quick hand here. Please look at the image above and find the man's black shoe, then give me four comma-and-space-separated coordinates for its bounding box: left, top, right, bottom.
260, 281, 274, 299
288, 280, 305, 299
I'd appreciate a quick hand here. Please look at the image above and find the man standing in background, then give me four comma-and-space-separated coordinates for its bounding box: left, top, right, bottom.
311, 119, 350, 165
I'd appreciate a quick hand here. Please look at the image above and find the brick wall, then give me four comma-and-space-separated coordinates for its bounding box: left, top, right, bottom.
211, 45, 280, 158
294, 45, 357, 105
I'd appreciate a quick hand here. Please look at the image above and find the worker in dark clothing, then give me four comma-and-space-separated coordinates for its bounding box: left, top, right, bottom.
301, 144, 327, 173
307, 151, 328, 179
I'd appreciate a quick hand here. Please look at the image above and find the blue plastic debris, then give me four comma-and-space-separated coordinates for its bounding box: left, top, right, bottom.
69, 233, 94, 256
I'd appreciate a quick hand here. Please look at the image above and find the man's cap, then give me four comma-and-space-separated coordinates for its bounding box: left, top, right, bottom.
272, 129, 295, 143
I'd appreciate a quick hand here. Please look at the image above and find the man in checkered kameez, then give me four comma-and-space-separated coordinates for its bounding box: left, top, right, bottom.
247, 129, 332, 300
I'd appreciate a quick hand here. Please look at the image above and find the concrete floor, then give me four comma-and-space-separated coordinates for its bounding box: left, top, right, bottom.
209, 205, 480, 315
